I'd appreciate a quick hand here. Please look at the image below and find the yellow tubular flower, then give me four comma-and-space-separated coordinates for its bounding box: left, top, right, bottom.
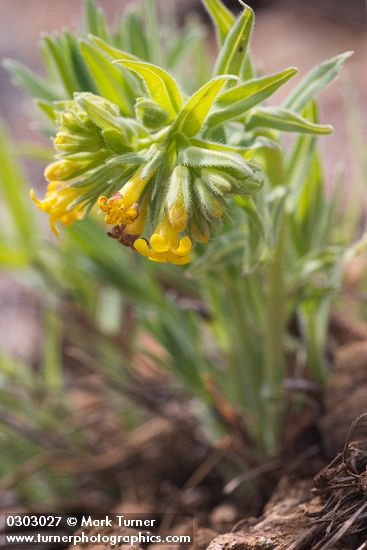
107, 197, 149, 249
44, 159, 88, 181
124, 192, 149, 236
168, 194, 188, 231
30, 181, 85, 236
98, 166, 152, 226
134, 214, 192, 265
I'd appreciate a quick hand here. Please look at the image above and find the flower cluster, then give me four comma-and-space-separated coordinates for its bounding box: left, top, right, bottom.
32, 89, 263, 265
24, 0, 336, 266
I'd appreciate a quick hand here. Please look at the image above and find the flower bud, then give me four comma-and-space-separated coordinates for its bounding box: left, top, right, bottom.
44, 159, 88, 181
53, 132, 102, 153
190, 219, 210, 243
135, 98, 170, 131
201, 168, 232, 195
75, 93, 134, 142
168, 196, 188, 231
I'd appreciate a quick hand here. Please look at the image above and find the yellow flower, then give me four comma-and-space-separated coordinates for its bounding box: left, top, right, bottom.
98, 167, 152, 226
44, 159, 88, 181
98, 194, 140, 225
168, 194, 188, 231
30, 181, 85, 236
134, 214, 192, 265
107, 194, 149, 248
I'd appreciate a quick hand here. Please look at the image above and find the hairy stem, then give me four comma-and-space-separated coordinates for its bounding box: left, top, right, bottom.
263, 214, 286, 452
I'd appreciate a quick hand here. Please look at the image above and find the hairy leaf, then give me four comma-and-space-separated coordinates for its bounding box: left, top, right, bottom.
213, 3, 254, 77
192, 137, 280, 160
170, 76, 237, 137
202, 0, 235, 45
89, 35, 138, 61
246, 107, 333, 135
283, 51, 352, 112
115, 60, 183, 118
207, 67, 297, 127
41, 35, 77, 97
181, 146, 255, 179
79, 40, 134, 115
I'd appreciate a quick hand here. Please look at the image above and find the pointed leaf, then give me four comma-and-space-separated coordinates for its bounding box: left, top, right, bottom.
283, 51, 352, 112
89, 35, 139, 61
171, 75, 237, 137
41, 35, 77, 97
115, 60, 183, 118
188, 230, 247, 277
84, 0, 101, 36
192, 137, 281, 160
207, 67, 298, 127
181, 146, 255, 178
79, 40, 134, 115
0, 122, 35, 247
246, 107, 333, 135
88, 35, 143, 96
145, 0, 162, 65
202, 0, 235, 45
214, 3, 254, 77
63, 31, 98, 93
124, 11, 150, 61
166, 23, 204, 71
3, 59, 60, 101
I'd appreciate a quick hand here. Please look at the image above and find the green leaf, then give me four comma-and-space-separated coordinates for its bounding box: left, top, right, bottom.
41, 35, 77, 97
237, 196, 269, 274
84, 0, 110, 41
145, 0, 162, 65
124, 11, 150, 61
42, 308, 63, 393
3, 59, 60, 101
166, 23, 204, 71
171, 76, 237, 138
181, 146, 255, 180
79, 40, 134, 115
192, 137, 280, 160
202, 0, 235, 46
213, 3, 254, 77
88, 35, 143, 96
207, 67, 298, 127
63, 31, 98, 94
89, 35, 138, 61
283, 51, 352, 112
84, 0, 100, 35
189, 230, 247, 277
246, 107, 333, 135
0, 244, 30, 267
115, 60, 183, 119
0, 121, 35, 247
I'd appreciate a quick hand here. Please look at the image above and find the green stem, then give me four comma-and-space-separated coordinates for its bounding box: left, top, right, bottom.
221, 272, 265, 443
263, 214, 286, 452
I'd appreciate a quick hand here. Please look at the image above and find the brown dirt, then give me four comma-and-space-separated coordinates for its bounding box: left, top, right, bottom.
321, 339, 367, 455
208, 425, 367, 549
205, 314, 367, 550
60, 313, 367, 550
